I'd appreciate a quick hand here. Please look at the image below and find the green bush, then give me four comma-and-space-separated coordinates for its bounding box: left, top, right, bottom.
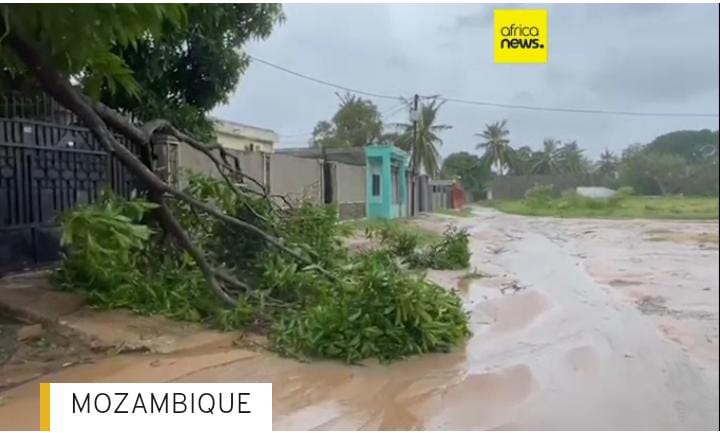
271, 252, 470, 363
421, 225, 471, 270
367, 222, 470, 270
524, 184, 554, 208
55, 195, 226, 324
365, 221, 421, 257
563, 193, 618, 210
616, 186, 634, 198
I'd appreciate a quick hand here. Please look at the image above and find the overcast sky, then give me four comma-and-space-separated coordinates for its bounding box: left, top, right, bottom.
213, 3, 719, 159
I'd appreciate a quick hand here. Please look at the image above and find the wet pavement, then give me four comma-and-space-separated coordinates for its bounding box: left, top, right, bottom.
0, 207, 718, 430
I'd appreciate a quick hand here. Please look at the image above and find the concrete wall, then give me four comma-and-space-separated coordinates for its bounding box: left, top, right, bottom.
172, 143, 371, 218
334, 162, 366, 219
176, 142, 223, 179
268, 153, 323, 203
236, 152, 267, 192
335, 162, 366, 203
431, 185, 451, 210
175, 144, 267, 191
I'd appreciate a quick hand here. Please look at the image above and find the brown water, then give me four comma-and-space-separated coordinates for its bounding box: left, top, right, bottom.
1, 208, 718, 430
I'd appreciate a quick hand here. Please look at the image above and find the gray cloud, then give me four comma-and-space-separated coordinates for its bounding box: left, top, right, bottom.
588, 50, 720, 104
214, 4, 719, 159
453, 10, 491, 30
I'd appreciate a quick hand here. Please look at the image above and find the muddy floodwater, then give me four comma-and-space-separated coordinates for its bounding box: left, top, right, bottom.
0, 208, 718, 430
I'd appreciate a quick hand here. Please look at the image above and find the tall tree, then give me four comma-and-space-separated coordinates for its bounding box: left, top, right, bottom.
1, 5, 329, 306
104, 5, 283, 140
619, 152, 689, 195
557, 140, 589, 174
395, 99, 451, 176
616, 132, 719, 196
509, 145, 537, 175
441, 151, 489, 197
475, 120, 513, 175
644, 129, 719, 164
1, 5, 284, 140
595, 148, 619, 177
311, 93, 383, 149
531, 138, 561, 174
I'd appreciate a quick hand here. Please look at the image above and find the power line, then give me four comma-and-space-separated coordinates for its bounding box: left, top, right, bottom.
443, 97, 719, 118
382, 102, 410, 120
249, 54, 718, 119
249, 55, 404, 101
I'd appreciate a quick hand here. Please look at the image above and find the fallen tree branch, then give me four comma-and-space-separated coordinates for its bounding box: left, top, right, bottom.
149, 190, 236, 306
5, 25, 337, 305
168, 190, 337, 282
91, 104, 282, 219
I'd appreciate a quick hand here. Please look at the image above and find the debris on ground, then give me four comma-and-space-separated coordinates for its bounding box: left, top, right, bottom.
16, 324, 44, 342
0, 312, 97, 391
500, 280, 527, 295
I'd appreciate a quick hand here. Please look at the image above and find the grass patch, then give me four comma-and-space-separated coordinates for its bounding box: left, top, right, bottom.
488, 195, 718, 220
342, 218, 442, 245
433, 207, 474, 218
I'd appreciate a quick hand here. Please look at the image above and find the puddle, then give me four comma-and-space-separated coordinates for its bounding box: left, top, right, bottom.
565, 345, 600, 374
424, 364, 536, 430
476, 290, 550, 334
1, 209, 718, 431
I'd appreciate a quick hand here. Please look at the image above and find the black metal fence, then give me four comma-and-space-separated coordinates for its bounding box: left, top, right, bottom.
0, 93, 141, 272
1, 92, 79, 126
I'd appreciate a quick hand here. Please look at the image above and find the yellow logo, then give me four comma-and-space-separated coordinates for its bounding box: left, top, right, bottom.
494, 9, 547, 64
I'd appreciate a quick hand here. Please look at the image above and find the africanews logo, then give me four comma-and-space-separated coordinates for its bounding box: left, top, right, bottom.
494, 10, 547, 64
499, 24, 545, 50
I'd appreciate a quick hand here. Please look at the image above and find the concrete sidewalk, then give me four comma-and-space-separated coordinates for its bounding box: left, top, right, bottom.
0, 270, 243, 354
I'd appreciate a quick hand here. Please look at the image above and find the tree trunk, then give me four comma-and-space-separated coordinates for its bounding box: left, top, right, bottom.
4, 26, 336, 306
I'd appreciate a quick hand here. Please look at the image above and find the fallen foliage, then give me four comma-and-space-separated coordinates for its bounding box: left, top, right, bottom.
56, 175, 471, 362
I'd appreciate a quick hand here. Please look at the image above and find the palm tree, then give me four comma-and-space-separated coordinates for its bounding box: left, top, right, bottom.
595, 148, 619, 176
532, 138, 561, 174
475, 120, 513, 175
396, 99, 451, 176
510, 145, 534, 175
557, 141, 588, 174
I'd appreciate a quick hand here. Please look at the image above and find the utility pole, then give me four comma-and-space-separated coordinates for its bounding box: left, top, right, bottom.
411, 94, 419, 173
409, 94, 419, 215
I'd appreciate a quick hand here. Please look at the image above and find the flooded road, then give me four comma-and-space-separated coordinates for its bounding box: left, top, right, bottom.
1, 208, 718, 430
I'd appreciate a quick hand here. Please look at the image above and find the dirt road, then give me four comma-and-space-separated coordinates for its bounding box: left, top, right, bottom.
1, 208, 718, 430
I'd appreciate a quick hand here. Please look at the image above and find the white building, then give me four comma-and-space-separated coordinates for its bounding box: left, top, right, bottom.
211, 118, 278, 153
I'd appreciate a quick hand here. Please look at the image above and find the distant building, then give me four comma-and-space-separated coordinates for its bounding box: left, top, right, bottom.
211, 118, 278, 153
279, 144, 412, 219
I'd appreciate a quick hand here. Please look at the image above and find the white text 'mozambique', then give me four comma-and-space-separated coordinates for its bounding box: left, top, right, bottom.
42, 383, 272, 433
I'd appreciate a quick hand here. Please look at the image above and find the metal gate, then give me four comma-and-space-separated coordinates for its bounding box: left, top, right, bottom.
0, 116, 139, 272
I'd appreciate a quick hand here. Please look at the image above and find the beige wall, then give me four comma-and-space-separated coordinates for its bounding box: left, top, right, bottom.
170, 142, 367, 210
335, 162, 366, 204
176, 143, 222, 179
268, 153, 323, 203
175, 145, 267, 192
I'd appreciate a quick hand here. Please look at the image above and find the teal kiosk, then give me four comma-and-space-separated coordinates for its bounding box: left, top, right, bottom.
365, 144, 409, 219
